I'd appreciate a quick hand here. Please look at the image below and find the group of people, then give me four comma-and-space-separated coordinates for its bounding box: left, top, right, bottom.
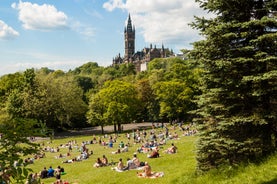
39, 166, 65, 179
25, 166, 64, 184
25, 122, 187, 183
93, 155, 109, 168
113, 153, 145, 171
113, 155, 152, 178
108, 125, 181, 178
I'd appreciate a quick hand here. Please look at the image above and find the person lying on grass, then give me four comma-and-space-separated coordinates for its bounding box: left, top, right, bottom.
147, 148, 159, 158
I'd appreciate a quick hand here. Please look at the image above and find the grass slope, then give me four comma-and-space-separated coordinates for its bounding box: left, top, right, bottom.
26, 126, 277, 184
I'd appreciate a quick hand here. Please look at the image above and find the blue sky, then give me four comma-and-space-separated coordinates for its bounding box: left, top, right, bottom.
0, 0, 210, 76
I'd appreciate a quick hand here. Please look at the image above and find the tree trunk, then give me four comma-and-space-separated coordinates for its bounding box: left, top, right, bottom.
117, 123, 121, 133
101, 125, 104, 134
113, 123, 117, 133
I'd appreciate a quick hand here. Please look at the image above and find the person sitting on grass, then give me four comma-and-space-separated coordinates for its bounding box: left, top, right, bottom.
164, 143, 177, 154
123, 158, 137, 170
119, 141, 124, 148
116, 158, 124, 171
40, 167, 48, 179
137, 162, 152, 177
132, 154, 140, 167
93, 157, 103, 168
47, 166, 54, 177
143, 162, 152, 177
101, 155, 108, 166
54, 166, 62, 180
132, 154, 144, 167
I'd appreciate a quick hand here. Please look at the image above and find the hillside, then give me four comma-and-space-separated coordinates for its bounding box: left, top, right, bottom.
25, 124, 277, 184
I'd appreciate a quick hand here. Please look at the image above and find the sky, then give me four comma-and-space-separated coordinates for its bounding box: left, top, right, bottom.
0, 0, 211, 76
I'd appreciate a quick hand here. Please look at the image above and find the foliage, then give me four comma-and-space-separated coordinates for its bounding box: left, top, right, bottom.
0, 56, 201, 132
69, 62, 100, 75
153, 80, 193, 122
36, 74, 88, 129
87, 80, 140, 132
191, 0, 277, 172
0, 113, 40, 184
143, 58, 201, 122
135, 79, 159, 122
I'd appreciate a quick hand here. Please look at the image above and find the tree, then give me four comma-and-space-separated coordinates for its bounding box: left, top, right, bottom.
0, 113, 41, 184
136, 79, 160, 122
86, 94, 106, 134
119, 63, 136, 76
153, 80, 193, 122
36, 75, 88, 129
87, 80, 140, 133
0, 73, 25, 117
140, 58, 201, 123
9, 70, 89, 129
190, 0, 277, 172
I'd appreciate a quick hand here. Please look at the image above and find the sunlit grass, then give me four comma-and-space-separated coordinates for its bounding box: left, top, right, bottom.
25, 126, 277, 184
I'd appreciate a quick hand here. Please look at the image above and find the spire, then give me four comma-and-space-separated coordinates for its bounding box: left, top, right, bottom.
126, 13, 133, 33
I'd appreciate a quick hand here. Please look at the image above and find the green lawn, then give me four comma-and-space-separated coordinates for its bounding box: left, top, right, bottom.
26, 126, 277, 184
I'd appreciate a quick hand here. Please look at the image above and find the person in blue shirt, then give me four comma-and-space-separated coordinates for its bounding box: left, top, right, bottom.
47, 166, 54, 177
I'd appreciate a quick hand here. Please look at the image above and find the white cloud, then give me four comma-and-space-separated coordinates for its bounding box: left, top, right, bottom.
12, 1, 68, 31
103, 0, 213, 48
103, 0, 125, 11
0, 20, 19, 40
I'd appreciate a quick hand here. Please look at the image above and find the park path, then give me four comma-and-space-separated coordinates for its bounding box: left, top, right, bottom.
54, 122, 155, 138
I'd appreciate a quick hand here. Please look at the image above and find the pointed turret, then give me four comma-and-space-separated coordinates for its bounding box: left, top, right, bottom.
126, 13, 133, 33
124, 14, 135, 60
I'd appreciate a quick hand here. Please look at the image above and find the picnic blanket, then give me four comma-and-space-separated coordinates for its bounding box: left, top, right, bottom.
137, 172, 164, 178
111, 167, 125, 172
111, 166, 144, 172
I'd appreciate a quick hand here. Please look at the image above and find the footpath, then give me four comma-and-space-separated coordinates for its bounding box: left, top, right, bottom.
54, 122, 155, 138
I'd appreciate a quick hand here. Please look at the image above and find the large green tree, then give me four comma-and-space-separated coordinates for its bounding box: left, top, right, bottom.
87, 80, 140, 133
136, 79, 160, 122
36, 74, 88, 129
86, 94, 106, 134
191, 0, 277, 171
153, 80, 193, 122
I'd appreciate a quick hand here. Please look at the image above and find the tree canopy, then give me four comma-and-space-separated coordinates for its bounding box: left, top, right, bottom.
87, 80, 140, 133
191, 0, 277, 172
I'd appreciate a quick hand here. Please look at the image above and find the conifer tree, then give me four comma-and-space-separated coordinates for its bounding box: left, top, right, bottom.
190, 0, 277, 171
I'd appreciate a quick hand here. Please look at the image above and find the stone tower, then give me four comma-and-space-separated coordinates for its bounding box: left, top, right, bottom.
124, 14, 135, 60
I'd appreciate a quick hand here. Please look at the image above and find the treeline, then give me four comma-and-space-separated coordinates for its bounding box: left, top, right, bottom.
0, 57, 200, 133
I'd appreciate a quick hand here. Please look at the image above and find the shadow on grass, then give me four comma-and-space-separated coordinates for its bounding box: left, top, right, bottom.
260, 178, 277, 184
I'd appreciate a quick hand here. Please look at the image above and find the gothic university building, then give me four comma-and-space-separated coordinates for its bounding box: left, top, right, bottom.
112, 14, 174, 72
